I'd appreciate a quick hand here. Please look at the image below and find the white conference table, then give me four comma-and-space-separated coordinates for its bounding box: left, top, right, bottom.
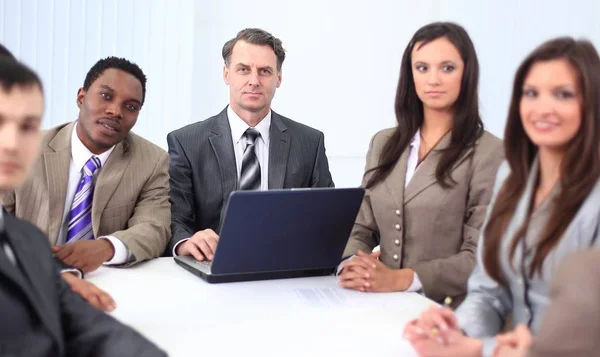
87, 258, 436, 357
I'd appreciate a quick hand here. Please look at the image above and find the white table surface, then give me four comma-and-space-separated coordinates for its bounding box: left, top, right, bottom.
87, 258, 436, 357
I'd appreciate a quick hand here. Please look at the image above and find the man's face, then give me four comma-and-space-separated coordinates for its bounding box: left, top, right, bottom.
223, 41, 282, 116
0, 85, 43, 191
76, 68, 143, 154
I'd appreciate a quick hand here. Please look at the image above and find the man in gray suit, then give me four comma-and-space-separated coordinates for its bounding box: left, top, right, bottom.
167, 28, 334, 260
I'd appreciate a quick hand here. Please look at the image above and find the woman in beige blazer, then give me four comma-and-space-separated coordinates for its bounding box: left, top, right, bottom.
404, 37, 600, 357
338, 22, 503, 305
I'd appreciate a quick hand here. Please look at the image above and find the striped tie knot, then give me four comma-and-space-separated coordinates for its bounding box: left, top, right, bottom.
244, 128, 260, 147
83, 156, 101, 177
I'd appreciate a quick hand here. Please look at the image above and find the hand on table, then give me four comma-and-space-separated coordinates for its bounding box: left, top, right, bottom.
53, 239, 115, 273
338, 249, 414, 292
61, 272, 116, 312
493, 324, 532, 357
176, 229, 219, 261
403, 305, 482, 357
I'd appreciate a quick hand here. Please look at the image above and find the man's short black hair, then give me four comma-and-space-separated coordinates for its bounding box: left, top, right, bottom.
0, 57, 43, 94
0, 43, 15, 59
83, 56, 147, 105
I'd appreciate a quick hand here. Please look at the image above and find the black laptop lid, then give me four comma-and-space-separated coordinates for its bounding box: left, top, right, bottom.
211, 188, 365, 275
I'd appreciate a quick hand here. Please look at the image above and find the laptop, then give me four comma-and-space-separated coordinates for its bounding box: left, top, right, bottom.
174, 187, 365, 283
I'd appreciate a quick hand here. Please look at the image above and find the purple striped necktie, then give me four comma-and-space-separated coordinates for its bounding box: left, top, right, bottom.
66, 156, 101, 243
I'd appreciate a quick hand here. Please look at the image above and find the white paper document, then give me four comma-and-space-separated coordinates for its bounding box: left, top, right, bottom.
293, 287, 405, 309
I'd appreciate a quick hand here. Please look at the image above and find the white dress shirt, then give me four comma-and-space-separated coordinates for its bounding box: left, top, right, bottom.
172, 106, 272, 256
339, 130, 423, 292
57, 123, 131, 265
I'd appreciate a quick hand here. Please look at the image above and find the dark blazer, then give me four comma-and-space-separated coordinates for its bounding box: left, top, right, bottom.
166, 107, 334, 254
0, 211, 166, 357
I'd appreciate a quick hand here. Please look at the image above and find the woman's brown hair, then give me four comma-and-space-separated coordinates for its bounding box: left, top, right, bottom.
483, 37, 600, 285
365, 22, 484, 189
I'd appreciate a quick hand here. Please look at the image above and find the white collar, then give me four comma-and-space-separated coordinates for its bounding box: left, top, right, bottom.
227, 106, 271, 146
410, 129, 421, 149
71, 122, 115, 173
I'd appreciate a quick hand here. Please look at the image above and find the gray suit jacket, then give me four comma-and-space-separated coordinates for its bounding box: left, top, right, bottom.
0, 211, 166, 357
166, 107, 334, 254
530, 249, 600, 357
343, 128, 503, 305
456, 159, 600, 357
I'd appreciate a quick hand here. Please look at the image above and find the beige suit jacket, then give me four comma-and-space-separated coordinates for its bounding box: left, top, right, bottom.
1, 122, 171, 265
530, 249, 600, 357
343, 128, 503, 304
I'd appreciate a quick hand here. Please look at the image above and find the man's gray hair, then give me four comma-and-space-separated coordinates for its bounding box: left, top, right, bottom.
222, 28, 286, 71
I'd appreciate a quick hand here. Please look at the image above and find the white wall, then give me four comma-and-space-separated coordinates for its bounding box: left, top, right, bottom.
0, 0, 195, 147
436, 0, 600, 137
2, 0, 600, 187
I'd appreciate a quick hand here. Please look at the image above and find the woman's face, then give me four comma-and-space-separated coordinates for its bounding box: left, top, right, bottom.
520, 59, 583, 152
411, 37, 464, 112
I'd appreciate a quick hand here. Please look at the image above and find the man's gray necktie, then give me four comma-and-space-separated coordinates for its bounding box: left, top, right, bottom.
239, 128, 261, 190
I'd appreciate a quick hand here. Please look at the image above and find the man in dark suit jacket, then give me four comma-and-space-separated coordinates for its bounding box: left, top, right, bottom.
0, 55, 165, 356
0, 210, 166, 356
0, 43, 118, 313
167, 28, 334, 260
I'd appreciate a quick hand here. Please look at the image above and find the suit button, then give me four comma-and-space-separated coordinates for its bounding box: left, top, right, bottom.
393, 254, 399, 260
395, 209, 401, 216
394, 239, 400, 246
395, 224, 401, 230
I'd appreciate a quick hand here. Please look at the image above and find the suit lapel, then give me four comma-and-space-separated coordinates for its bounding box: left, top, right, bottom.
0, 234, 29, 300
2, 214, 61, 343
208, 109, 238, 201
404, 131, 473, 204
45, 123, 75, 245
92, 139, 133, 236
500, 157, 539, 271
268, 112, 290, 189
383, 148, 409, 210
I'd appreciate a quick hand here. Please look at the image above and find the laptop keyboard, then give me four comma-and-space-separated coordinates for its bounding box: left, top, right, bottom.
194, 260, 213, 272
